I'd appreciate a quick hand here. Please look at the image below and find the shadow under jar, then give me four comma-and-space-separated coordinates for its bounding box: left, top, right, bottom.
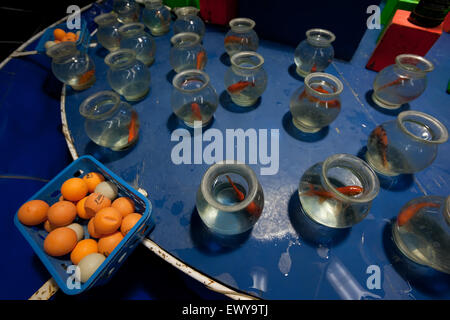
294, 28, 335, 77
173, 6, 205, 40
224, 18, 259, 57
196, 161, 264, 235
299, 154, 380, 228
224, 51, 267, 107
289, 72, 343, 133
392, 195, 450, 274
105, 49, 151, 101
372, 54, 434, 110
113, 0, 140, 23
119, 22, 156, 66
79, 90, 139, 151
47, 41, 95, 90
170, 32, 207, 73
94, 12, 122, 52
142, 0, 171, 36
366, 110, 448, 176
171, 69, 218, 128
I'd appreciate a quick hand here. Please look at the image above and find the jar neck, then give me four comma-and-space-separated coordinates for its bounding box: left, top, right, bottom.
305, 28, 335, 47
173, 69, 210, 93
47, 42, 78, 61
230, 51, 264, 75
304, 72, 343, 100
105, 49, 137, 69
396, 111, 448, 145
171, 32, 201, 47
145, 0, 163, 9
229, 18, 255, 33
94, 12, 120, 26
175, 6, 199, 18
394, 54, 434, 79
119, 23, 145, 38
79, 91, 121, 120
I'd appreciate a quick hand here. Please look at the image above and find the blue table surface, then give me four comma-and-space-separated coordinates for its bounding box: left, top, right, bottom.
64, 22, 450, 300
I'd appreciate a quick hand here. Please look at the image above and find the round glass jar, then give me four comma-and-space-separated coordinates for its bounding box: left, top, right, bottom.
79, 91, 140, 150
105, 49, 151, 101
224, 51, 267, 107
170, 32, 207, 73
294, 28, 335, 77
94, 12, 122, 52
366, 111, 448, 176
289, 72, 343, 133
142, 0, 171, 36
173, 6, 205, 40
224, 18, 259, 57
196, 161, 265, 235
299, 154, 380, 228
171, 69, 218, 128
47, 41, 96, 90
113, 0, 140, 23
119, 22, 156, 66
372, 54, 434, 109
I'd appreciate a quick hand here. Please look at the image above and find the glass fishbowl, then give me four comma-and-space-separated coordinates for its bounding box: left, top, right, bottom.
79, 91, 139, 150
119, 22, 156, 66
224, 51, 267, 107
299, 154, 380, 228
94, 12, 122, 52
105, 49, 151, 101
47, 41, 95, 90
392, 195, 450, 274
113, 0, 140, 23
171, 69, 218, 128
294, 28, 335, 77
142, 0, 171, 36
366, 111, 448, 176
224, 18, 259, 57
170, 32, 207, 73
372, 54, 434, 109
173, 6, 205, 40
196, 161, 265, 235
289, 72, 343, 133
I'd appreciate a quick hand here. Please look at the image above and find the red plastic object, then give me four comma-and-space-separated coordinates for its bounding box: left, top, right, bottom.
444, 12, 450, 33
199, 0, 237, 26
366, 10, 443, 72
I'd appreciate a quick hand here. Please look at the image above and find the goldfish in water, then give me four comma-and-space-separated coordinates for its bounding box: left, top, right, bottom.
372, 126, 388, 168
377, 76, 409, 91
227, 80, 255, 94
128, 111, 138, 143
225, 175, 261, 217
303, 183, 363, 202
298, 86, 340, 108
191, 102, 202, 121
224, 35, 246, 45
79, 70, 94, 85
310, 63, 317, 73
397, 202, 440, 227
196, 51, 206, 70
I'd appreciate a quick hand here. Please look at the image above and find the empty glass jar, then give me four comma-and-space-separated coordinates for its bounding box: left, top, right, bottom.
170, 32, 207, 73
79, 91, 140, 150
196, 161, 264, 235
113, 0, 140, 23
171, 69, 218, 127
372, 54, 434, 109
299, 154, 380, 228
366, 111, 448, 176
119, 22, 156, 66
142, 0, 171, 36
224, 18, 259, 57
47, 41, 96, 90
224, 51, 267, 107
294, 28, 336, 77
289, 72, 343, 133
173, 6, 205, 40
105, 49, 151, 101
392, 195, 450, 274
94, 12, 122, 52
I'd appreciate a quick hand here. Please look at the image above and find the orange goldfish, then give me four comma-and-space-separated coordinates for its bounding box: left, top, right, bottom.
225, 175, 261, 217
191, 102, 202, 121
310, 63, 317, 73
224, 35, 245, 45
377, 76, 409, 91
196, 51, 206, 70
304, 183, 363, 201
128, 111, 138, 143
397, 202, 440, 227
372, 126, 388, 168
227, 80, 255, 94
298, 86, 340, 108
79, 70, 94, 85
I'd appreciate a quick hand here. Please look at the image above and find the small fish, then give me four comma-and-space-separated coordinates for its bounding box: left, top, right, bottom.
128, 111, 138, 143
79, 70, 94, 85
191, 102, 202, 121
377, 76, 409, 91
298, 86, 340, 108
304, 183, 363, 202
156, 11, 165, 25
227, 80, 255, 94
397, 202, 440, 227
224, 35, 245, 45
225, 175, 261, 217
372, 126, 388, 168
196, 51, 206, 70
310, 63, 317, 73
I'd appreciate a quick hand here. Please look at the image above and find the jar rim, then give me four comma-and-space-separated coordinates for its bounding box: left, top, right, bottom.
175, 6, 199, 17
118, 22, 145, 35
395, 54, 434, 75
229, 18, 256, 30
144, 0, 163, 5
170, 32, 200, 46
94, 12, 119, 25
104, 49, 136, 68
321, 154, 380, 204
304, 72, 343, 97
200, 160, 259, 212
46, 41, 77, 58
172, 69, 210, 92
230, 51, 264, 70
397, 110, 448, 144
306, 28, 336, 46
79, 90, 121, 119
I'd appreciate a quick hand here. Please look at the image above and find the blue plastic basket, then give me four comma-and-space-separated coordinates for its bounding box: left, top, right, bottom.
14, 155, 154, 295
35, 18, 91, 54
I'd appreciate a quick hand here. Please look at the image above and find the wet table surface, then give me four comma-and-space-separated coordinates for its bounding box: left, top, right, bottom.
65, 24, 450, 299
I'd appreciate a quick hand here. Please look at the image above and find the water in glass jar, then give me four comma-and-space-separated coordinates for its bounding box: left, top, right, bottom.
227, 79, 265, 106
174, 101, 216, 127
142, 10, 170, 36
117, 81, 149, 101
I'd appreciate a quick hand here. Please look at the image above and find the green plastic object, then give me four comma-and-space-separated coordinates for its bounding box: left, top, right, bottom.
381, 0, 419, 25
447, 79, 450, 94
163, 0, 199, 9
